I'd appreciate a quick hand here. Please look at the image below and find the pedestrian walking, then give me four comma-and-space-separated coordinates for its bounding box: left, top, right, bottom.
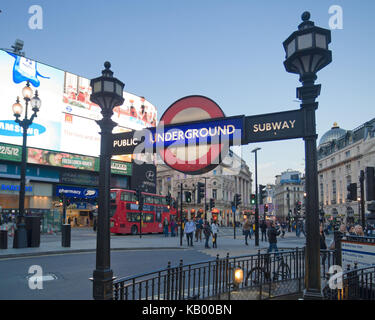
93, 217, 97, 232
260, 220, 267, 242
211, 220, 219, 248
281, 222, 286, 238
267, 221, 280, 254
243, 219, 252, 245
184, 218, 195, 246
195, 216, 203, 242
170, 218, 176, 237
203, 220, 212, 249
163, 217, 169, 237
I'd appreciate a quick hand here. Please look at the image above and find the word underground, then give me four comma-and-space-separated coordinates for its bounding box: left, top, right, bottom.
149, 125, 235, 143
142, 304, 231, 317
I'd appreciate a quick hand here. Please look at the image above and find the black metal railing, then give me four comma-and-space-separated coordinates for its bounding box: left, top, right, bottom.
324, 264, 375, 300
113, 248, 337, 300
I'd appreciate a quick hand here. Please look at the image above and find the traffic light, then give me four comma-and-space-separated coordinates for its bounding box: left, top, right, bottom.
347, 183, 357, 201
197, 182, 205, 204
205, 204, 209, 211
264, 204, 268, 213
234, 193, 242, 208
250, 194, 256, 205
210, 198, 215, 210
185, 191, 192, 203
296, 201, 302, 211
135, 189, 144, 211
366, 167, 375, 201
259, 185, 267, 204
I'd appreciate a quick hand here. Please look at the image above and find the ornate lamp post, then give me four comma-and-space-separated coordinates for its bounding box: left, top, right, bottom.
283, 12, 332, 299
90, 62, 124, 300
12, 81, 41, 248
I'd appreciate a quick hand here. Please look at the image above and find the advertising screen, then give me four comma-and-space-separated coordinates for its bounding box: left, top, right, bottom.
0, 50, 157, 157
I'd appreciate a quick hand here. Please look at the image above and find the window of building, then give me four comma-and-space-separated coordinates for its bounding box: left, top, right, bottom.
345, 151, 351, 158
320, 183, 324, 202
331, 157, 335, 164
212, 189, 217, 200
332, 180, 337, 204
346, 164, 351, 173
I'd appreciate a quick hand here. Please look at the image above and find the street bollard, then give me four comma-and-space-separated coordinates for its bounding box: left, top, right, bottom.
61, 224, 71, 247
0, 230, 7, 249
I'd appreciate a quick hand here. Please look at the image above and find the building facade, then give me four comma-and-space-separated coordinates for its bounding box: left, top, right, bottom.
156, 151, 252, 225
273, 170, 305, 220
317, 120, 375, 223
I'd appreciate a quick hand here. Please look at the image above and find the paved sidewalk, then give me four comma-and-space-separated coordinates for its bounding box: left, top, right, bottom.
0, 226, 315, 259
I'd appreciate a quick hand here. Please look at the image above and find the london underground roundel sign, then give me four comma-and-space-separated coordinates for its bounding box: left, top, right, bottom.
158, 95, 227, 175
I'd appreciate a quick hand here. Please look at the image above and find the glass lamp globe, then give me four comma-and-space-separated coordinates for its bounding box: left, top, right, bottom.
12, 98, 23, 116
31, 92, 42, 111
22, 83, 33, 100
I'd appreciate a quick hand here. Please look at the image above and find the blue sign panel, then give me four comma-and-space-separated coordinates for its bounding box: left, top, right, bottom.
112, 116, 244, 155
56, 185, 98, 199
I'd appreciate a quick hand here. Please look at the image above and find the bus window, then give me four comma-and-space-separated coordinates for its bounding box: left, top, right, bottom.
127, 212, 141, 222
145, 196, 153, 204
110, 204, 117, 217
110, 192, 117, 200
156, 196, 164, 205
144, 213, 154, 223
121, 192, 136, 202
156, 211, 162, 222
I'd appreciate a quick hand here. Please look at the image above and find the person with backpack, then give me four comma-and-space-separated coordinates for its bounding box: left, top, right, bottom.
211, 220, 219, 248
163, 217, 169, 237
260, 220, 268, 242
267, 221, 280, 254
243, 219, 252, 245
195, 216, 203, 242
203, 220, 212, 249
184, 218, 195, 246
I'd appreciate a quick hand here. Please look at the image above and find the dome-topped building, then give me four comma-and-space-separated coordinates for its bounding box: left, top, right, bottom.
318, 122, 346, 148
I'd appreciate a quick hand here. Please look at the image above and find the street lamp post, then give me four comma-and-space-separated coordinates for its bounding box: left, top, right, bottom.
252, 147, 261, 246
90, 62, 124, 300
12, 81, 41, 248
283, 12, 332, 299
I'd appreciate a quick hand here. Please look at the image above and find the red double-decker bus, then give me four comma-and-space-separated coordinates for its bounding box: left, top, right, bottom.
109, 189, 177, 235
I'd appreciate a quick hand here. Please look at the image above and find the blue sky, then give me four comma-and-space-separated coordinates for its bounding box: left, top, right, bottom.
1, 0, 374, 187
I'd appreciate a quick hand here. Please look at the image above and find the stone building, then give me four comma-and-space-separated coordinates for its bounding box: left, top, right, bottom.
273, 170, 305, 220
156, 151, 252, 225
317, 120, 375, 224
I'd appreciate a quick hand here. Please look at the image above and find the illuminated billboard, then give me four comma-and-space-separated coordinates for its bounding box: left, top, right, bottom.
0, 49, 157, 157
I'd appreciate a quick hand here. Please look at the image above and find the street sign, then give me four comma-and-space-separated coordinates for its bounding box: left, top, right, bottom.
244, 109, 305, 143
111, 115, 244, 155
112, 130, 144, 155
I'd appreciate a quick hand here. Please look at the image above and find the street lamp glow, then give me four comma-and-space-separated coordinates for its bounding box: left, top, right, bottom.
12, 97, 23, 116
233, 266, 244, 286
22, 81, 33, 100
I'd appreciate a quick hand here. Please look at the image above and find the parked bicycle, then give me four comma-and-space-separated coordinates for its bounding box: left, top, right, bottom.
245, 253, 291, 286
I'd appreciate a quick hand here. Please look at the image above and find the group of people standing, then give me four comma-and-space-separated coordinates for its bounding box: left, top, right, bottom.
162, 217, 177, 237
184, 217, 219, 249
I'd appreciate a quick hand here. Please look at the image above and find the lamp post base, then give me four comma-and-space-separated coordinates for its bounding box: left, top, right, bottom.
303, 288, 324, 300
13, 224, 28, 248
92, 269, 114, 300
